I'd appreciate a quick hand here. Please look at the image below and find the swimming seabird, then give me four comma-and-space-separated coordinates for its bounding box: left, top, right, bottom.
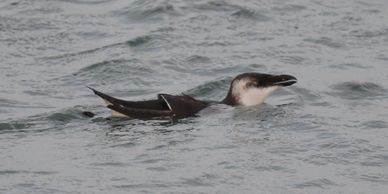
88, 72, 297, 119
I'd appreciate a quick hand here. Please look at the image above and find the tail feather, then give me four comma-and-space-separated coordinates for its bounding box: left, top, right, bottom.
87, 86, 124, 106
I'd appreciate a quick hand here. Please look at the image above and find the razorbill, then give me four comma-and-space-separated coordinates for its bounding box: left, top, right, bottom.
87, 72, 297, 119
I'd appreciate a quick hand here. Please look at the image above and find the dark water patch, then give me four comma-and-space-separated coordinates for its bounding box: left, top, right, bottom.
0, 170, 57, 175
185, 55, 212, 64
181, 178, 212, 187
353, 28, 388, 39
255, 165, 291, 172
91, 162, 129, 167
0, 98, 29, 108
329, 82, 386, 100
376, 54, 388, 61
114, 182, 170, 189
361, 120, 388, 129
231, 8, 270, 21
304, 37, 344, 49
0, 121, 33, 131
151, 26, 174, 33
116, 0, 180, 22
109, 141, 137, 148
193, 0, 239, 12
0, 106, 94, 133
147, 166, 169, 172
294, 178, 337, 189
360, 154, 388, 167
127, 34, 171, 51
47, 111, 85, 123
329, 63, 368, 70
126, 35, 152, 47
360, 173, 388, 184
23, 89, 52, 97
56, 0, 111, 5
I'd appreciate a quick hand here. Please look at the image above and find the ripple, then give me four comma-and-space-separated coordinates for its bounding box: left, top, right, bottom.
361, 120, 388, 129
292, 87, 325, 106
304, 37, 344, 49
329, 63, 369, 70
0, 106, 93, 133
126, 35, 152, 47
0, 170, 57, 175
231, 8, 270, 21
185, 55, 212, 64
116, 0, 180, 22
329, 82, 386, 100
56, 0, 111, 4
91, 162, 129, 167
183, 79, 230, 99
46, 110, 86, 123
295, 178, 337, 189
126, 34, 171, 51
278, 55, 306, 65
194, 0, 238, 12
273, 4, 307, 13
354, 28, 388, 38
60, 58, 156, 87
0, 121, 34, 132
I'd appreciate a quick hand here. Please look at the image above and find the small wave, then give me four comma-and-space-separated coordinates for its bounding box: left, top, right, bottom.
194, 0, 238, 12
231, 8, 270, 21
115, 0, 180, 22
353, 28, 388, 39
126, 34, 171, 50
126, 35, 152, 47
185, 55, 212, 64
292, 87, 327, 106
278, 55, 306, 65
0, 106, 95, 133
295, 178, 337, 189
58, 58, 156, 88
329, 63, 368, 70
329, 82, 386, 100
304, 37, 344, 49
0, 170, 57, 175
361, 120, 388, 129
56, 0, 110, 5
272, 4, 306, 13
184, 79, 230, 99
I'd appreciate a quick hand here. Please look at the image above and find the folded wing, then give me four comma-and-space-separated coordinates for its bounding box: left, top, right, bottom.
88, 87, 209, 119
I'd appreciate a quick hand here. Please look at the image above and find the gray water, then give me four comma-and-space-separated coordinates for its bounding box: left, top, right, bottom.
1, 0, 388, 193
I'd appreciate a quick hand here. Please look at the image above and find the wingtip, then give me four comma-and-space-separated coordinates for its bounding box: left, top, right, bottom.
86, 86, 97, 94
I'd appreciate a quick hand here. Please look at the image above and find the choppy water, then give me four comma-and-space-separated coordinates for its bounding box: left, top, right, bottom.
1, 0, 388, 193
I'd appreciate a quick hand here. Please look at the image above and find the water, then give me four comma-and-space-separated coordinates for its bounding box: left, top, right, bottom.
1, 0, 388, 193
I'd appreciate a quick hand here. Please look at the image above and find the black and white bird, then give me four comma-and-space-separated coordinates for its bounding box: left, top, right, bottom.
88, 72, 297, 119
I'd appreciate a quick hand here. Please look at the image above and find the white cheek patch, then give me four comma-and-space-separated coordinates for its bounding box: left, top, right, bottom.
238, 86, 280, 106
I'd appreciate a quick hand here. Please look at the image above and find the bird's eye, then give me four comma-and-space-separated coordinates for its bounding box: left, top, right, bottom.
246, 82, 257, 87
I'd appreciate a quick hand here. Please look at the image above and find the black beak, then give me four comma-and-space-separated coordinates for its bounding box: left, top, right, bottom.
272, 74, 297, 87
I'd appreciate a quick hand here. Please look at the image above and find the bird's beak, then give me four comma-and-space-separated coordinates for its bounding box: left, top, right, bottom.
271, 74, 297, 87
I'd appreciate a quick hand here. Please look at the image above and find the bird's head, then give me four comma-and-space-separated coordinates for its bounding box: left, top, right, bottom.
222, 73, 297, 106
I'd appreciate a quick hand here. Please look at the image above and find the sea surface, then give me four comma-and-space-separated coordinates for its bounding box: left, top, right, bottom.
1, 0, 388, 193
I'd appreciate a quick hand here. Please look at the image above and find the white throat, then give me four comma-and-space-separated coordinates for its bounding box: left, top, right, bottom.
238, 86, 279, 106
231, 78, 280, 106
